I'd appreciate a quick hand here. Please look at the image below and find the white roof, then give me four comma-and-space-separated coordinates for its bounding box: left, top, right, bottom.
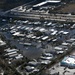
25, 27, 30, 30
5, 49, 18, 52
33, 2, 47, 7
22, 20, 28, 23
29, 27, 33, 31
10, 30, 16, 33
47, 22, 52, 26
51, 31, 57, 35
24, 43, 32, 46
34, 21, 41, 24
34, 27, 41, 31
13, 32, 25, 36
15, 54, 23, 59
54, 47, 62, 50
33, 0, 61, 7
39, 28, 46, 32
25, 66, 34, 70
6, 51, 17, 55
62, 42, 70, 46
46, 0, 61, 3
21, 26, 26, 29
59, 30, 64, 34
41, 56, 53, 60
17, 26, 21, 29
57, 50, 64, 54
50, 29, 55, 32
65, 57, 75, 64
10, 26, 16, 29
0, 39, 6, 46
59, 31, 69, 35
44, 53, 53, 56
42, 36, 48, 40
36, 36, 41, 40
52, 39, 57, 42
13, 32, 20, 36
31, 36, 36, 39
9, 53, 18, 57
26, 34, 33, 38
40, 60, 51, 64
70, 38, 75, 41
63, 31, 69, 35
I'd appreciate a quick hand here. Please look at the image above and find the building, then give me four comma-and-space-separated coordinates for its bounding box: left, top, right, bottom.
61, 55, 75, 68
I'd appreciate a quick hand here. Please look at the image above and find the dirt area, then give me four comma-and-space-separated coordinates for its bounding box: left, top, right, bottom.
57, 3, 75, 13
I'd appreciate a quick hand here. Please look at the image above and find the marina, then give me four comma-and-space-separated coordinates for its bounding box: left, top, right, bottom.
0, 0, 75, 75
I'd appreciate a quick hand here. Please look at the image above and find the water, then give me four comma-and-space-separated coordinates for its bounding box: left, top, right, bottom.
0, 0, 44, 11
1, 31, 43, 59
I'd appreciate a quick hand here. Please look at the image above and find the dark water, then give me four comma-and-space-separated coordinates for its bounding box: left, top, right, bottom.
0, 0, 45, 11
